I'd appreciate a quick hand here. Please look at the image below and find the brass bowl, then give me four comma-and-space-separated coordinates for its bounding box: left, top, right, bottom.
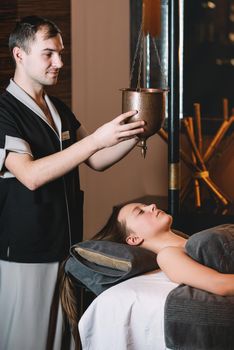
121, 88, 167, 138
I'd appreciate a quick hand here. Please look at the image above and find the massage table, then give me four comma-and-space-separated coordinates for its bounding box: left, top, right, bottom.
78, 270, 177, 350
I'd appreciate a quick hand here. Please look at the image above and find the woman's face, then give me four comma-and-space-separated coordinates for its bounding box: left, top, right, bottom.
118, 203, 172, 241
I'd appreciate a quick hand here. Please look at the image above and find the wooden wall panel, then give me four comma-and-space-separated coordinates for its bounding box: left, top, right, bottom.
0, 0, 18, 93
0, 0, 71, 106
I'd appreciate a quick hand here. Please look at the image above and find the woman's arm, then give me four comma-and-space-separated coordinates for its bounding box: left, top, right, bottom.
157, 246, 234, 296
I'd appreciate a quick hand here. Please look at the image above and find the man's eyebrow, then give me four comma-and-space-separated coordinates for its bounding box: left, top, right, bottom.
42, 48, 64, 52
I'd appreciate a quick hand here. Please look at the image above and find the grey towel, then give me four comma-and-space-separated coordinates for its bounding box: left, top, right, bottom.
165, 285, 234, 350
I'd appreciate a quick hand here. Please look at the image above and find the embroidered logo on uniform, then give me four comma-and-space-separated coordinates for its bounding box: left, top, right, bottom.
62, 131, 70, 141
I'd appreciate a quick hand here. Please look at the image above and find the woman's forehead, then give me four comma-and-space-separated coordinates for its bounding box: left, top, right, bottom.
118, 203, 142, 222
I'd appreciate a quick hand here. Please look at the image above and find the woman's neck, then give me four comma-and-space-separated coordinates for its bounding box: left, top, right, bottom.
142, 230, 187, 254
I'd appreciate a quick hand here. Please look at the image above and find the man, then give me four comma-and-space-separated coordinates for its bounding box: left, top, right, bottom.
0, 16, 145, 350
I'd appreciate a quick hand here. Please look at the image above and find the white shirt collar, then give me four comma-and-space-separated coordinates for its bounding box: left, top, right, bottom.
6, 79, 62, 138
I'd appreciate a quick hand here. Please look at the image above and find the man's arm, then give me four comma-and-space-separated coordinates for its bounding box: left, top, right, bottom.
77, 125, 140, 171
157, 246, 234, 296
5, 111, 144, 190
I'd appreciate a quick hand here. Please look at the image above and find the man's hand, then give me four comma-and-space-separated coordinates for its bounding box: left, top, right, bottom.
91, 110, 145, 149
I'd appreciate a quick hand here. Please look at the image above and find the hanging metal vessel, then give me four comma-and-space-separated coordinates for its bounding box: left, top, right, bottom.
122, 0, 168, 157
121, 88, 167, 157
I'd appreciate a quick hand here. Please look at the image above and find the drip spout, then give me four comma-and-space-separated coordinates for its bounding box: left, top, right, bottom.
137, 139, 147, 158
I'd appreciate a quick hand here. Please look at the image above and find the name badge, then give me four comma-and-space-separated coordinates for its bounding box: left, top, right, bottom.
62, 131, 70, 141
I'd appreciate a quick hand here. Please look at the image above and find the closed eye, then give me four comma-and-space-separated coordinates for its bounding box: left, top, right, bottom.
138, 209, 144, 215
132, 204, 146, 216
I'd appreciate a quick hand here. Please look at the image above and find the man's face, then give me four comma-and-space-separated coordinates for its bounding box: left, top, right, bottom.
19, 28, 64, 87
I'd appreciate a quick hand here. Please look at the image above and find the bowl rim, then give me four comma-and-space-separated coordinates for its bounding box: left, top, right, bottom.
120, 87, 169, 93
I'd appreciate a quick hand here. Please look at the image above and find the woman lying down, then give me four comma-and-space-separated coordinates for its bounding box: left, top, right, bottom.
88, 202, 234, 296
60, 202, 234, 345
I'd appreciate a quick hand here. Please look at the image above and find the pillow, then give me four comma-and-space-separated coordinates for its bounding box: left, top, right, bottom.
65, 240, 159, 295
185, 223, 234, 273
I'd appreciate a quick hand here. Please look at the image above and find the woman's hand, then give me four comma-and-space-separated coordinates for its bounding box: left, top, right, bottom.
91, 110, 145, 150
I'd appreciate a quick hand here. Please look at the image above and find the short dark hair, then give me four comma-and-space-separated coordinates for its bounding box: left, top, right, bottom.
9, 15, 61, 57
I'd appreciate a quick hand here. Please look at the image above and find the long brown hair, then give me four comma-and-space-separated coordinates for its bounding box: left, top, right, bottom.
59, 204, 129, 348
92, 204, 130, 242
59, 260, 80, 349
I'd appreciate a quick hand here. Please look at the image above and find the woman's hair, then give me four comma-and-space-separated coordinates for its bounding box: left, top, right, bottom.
9, 15, 61, 58
59, 203, 129, 348
58, 260, 79, 349
92, 204, 131, 243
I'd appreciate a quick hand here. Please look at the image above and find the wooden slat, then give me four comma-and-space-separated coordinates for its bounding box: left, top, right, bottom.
0, 0, 17, 92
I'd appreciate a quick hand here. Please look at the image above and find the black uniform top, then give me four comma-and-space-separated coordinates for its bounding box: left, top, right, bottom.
0, 80, 83, 263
